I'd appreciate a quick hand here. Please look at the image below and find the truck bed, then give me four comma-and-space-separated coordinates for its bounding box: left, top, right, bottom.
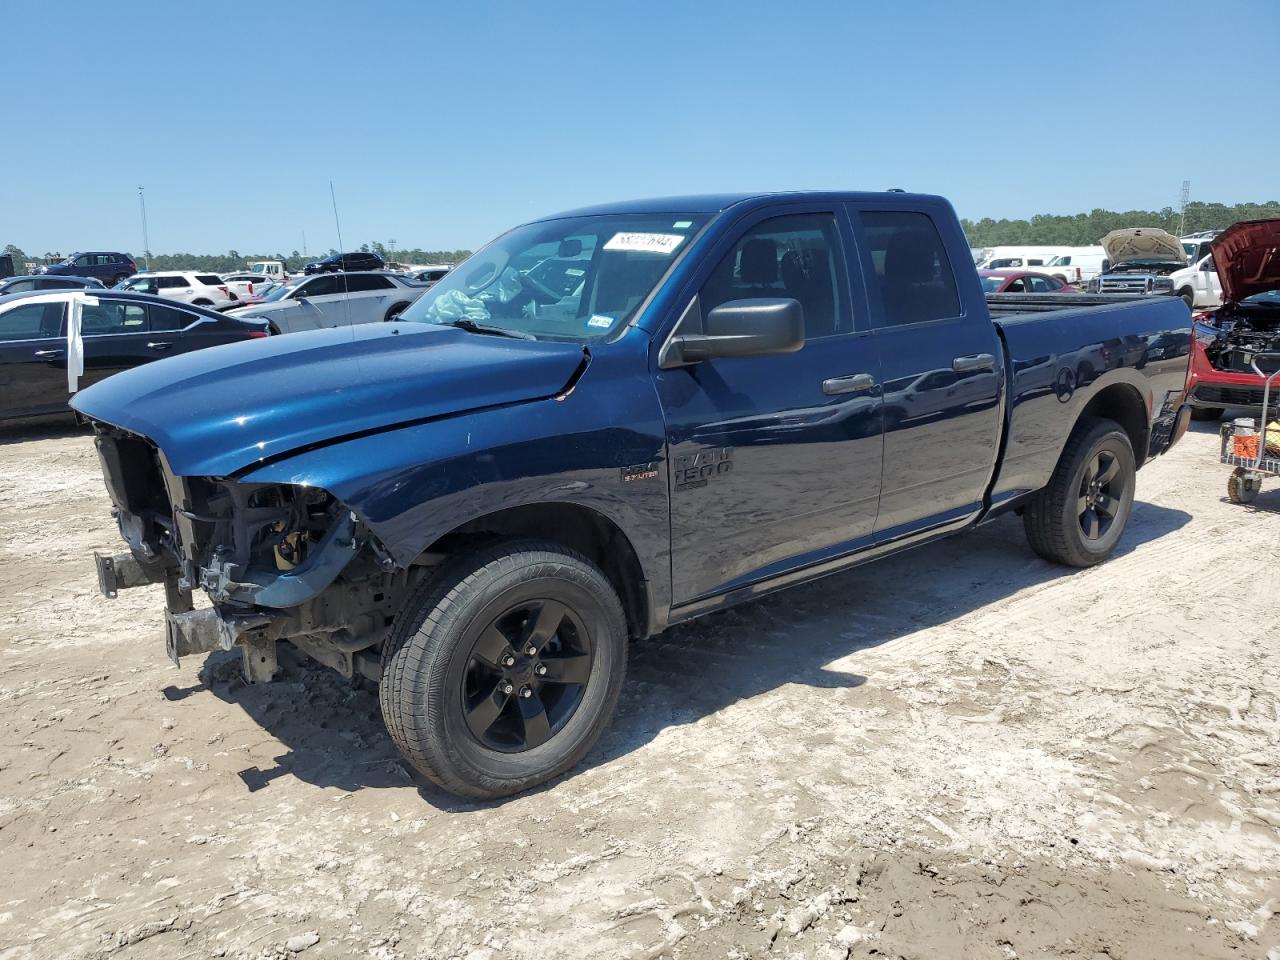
985, 292, 1169, 316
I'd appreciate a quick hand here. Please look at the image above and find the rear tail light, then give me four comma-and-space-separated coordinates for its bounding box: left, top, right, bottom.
218, 286, 231, 297
247, 331, 269, 339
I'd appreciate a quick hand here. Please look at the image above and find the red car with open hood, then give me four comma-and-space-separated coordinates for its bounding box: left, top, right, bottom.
1184, 219, 1280, 421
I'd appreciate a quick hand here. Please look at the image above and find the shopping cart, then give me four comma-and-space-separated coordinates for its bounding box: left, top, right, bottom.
1219, 351, 1280, 504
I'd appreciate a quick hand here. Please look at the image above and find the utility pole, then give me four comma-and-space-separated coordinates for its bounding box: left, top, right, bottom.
302, 229, 307, 259
1178, 180, 1191, 237
137, 186, 151, 270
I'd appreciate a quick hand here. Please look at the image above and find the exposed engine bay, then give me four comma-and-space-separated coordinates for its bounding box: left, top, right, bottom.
91, 424, 426, 682
1205, 300, 1280, 375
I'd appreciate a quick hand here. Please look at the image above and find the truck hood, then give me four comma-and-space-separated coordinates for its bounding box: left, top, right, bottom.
1210, 218, 1280, 304
70, 323, 587, 477
1100, 228, 1187, 267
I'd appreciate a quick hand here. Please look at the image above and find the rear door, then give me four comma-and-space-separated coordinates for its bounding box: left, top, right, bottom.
659, 205, 884, 606
847, 204, 1004, 539
337, 274, 396, 324
0, 300, 69, 419
79, 298, 154, 387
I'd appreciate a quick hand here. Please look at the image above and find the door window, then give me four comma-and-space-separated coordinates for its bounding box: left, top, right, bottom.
4, 280, 36, 293
295, 275, 340, 297
859, 211, 961, 327
700, 213, 848, 339
1027, 275, 1056, 292
81, 301, 147, 335
156, 276, 187, 289
0, 302, 65, 341
94, 255, 114, 266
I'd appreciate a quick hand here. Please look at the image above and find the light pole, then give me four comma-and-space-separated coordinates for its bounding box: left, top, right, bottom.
137, 186, 151, 270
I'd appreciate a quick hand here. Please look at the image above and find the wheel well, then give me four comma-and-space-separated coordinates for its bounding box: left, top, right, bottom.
1079, 383, 1148, 466
421, 503, 650, 639
192, 298, 213, 305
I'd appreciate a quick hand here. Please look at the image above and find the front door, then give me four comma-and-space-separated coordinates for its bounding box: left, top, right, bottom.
658, 208, 884, 606
0, 300, 69, 419
848, 205, 1004, 539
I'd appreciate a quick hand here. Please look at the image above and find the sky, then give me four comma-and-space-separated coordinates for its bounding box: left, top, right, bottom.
4, 0, 1279, 257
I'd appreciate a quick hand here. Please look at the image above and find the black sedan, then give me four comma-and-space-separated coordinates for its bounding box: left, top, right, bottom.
0, 290, 270, 424
0, 275, 105, 295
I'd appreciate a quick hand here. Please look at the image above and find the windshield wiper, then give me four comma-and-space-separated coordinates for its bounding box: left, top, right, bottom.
446, 319, 537, 340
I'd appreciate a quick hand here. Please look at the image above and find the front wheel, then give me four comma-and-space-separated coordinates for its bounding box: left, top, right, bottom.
384, 301, 410, 321
1179, 289, 1195, 309
1023, 417, 1137, 567
380, 540, 627, 799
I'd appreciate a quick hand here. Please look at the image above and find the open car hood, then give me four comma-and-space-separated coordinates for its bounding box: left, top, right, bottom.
1100, 228, 1187, 267
70, 323, 587, 477
1210, 218, 1280, 304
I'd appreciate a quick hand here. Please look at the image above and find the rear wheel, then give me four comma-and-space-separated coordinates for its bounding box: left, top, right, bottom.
1227, 468, 1261, 504
384, 301, 410, 321
1190, 406, 1223, 422
1023, 417, 1136, 567
380, 540, 627, 799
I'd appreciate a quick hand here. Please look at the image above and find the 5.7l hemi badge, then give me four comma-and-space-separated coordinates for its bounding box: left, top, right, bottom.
674, 447, 733, 491
620, 461, 660, 483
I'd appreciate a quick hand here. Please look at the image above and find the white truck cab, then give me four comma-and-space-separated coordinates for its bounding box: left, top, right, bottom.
246, 260, 288, 280
1169, 254, 1223, 309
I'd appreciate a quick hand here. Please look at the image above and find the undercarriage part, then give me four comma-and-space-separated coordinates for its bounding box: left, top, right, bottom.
95, 551, 167, 598
164, 605, 273, 668
240, 634, 278, 683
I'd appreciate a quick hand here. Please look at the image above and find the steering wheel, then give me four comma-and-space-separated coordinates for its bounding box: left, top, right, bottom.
517, 270, 561, 304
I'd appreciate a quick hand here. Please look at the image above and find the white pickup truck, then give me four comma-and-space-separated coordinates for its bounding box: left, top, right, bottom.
1169, 254, 1223, 309
246, 260, 289, 280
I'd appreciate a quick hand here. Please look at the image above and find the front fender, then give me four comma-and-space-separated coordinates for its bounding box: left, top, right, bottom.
238, 350, 672, 620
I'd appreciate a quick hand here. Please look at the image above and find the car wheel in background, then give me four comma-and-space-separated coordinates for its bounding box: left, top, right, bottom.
112, 273, 129, 286
379, 540, 627, 799
384, 302, 410, 321
1022, 416, 1136, 567
192, 298, 212, 306
1179, 289, 1194, 309
1227, 468, 1261, 505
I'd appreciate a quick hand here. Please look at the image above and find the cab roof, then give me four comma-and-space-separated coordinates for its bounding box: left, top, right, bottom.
534, 190, 944, 221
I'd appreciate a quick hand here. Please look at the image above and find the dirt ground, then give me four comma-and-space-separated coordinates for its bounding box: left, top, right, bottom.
1, 420, 1278, 960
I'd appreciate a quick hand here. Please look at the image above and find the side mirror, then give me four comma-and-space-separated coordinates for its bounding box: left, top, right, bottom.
1202, 260, 1216, 272
664, 298, 804, 366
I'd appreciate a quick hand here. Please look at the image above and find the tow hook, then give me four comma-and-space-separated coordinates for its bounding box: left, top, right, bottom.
164, 607, 275, 682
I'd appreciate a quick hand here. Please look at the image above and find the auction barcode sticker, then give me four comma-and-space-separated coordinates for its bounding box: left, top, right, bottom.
604, 232, 686, 255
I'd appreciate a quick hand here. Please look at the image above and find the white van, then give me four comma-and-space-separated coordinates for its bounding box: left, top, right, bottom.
975, 246, 1069, 270
1040, 247, 1107, 285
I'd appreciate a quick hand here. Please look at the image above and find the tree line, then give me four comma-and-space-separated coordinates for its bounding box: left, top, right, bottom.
961, 200, 1280, 248
8, 198, 1280, 270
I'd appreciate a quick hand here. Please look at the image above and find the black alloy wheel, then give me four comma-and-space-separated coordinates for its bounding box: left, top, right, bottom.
1077, 449, 1124, 541
462, 598, 594, 752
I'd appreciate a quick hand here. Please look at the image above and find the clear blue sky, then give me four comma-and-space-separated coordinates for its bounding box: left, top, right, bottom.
6, 0, 1278, 256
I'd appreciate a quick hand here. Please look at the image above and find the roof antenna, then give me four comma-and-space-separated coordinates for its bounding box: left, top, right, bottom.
330, 180, 353, 328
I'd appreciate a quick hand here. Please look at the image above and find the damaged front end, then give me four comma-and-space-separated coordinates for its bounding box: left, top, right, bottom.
91, 423, 418, 683
1205, 302, 1280, 377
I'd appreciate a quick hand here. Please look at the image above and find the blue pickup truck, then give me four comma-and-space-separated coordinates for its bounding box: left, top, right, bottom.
74, 191, 1193, 798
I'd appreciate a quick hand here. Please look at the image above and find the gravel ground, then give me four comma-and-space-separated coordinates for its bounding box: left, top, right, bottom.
0, 419, 1277, 960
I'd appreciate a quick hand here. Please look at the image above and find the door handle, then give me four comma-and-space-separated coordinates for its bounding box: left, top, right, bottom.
822, 373, 877, 395
952, 353, 995, 373
33, 348, 64, 359
147, 341, 172, 351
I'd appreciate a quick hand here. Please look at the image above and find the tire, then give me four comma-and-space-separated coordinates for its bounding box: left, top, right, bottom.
1227, 468, 1261, 504
1190, 406, 1223, 422
1023, 417, 1137, 567
1179, 289, 1194, 309
192, 298, 213, 306
379, 540, 627, 799
384, 301, 410, 322
112, 273, 129, 286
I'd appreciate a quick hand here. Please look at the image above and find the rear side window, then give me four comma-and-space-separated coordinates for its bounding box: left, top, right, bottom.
148, 303, 195, 331
0, 302, 64, 341
297, 275, 340, 297
4, 279, 37, 293
156, 276, 187, 289
860, 210, 961, 327
195, 275, 223, 286
341, 274, 394, 292
81, 302, 147, 335
700, 213, 849, 339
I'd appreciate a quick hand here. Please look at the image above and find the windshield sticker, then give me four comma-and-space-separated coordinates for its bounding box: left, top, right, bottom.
672, 220, 693, 229
604, 232, 685, 255
587, 314, 615, 330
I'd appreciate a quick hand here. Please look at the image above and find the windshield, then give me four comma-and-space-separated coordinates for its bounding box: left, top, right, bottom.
262, 279, 303, 302
395, 214, 707, 341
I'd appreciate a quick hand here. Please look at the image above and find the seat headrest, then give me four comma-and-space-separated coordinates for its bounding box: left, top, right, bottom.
739, 239, 778, 285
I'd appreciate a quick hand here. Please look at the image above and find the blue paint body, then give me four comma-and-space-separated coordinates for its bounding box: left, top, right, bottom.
72, 191, 1192, 636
